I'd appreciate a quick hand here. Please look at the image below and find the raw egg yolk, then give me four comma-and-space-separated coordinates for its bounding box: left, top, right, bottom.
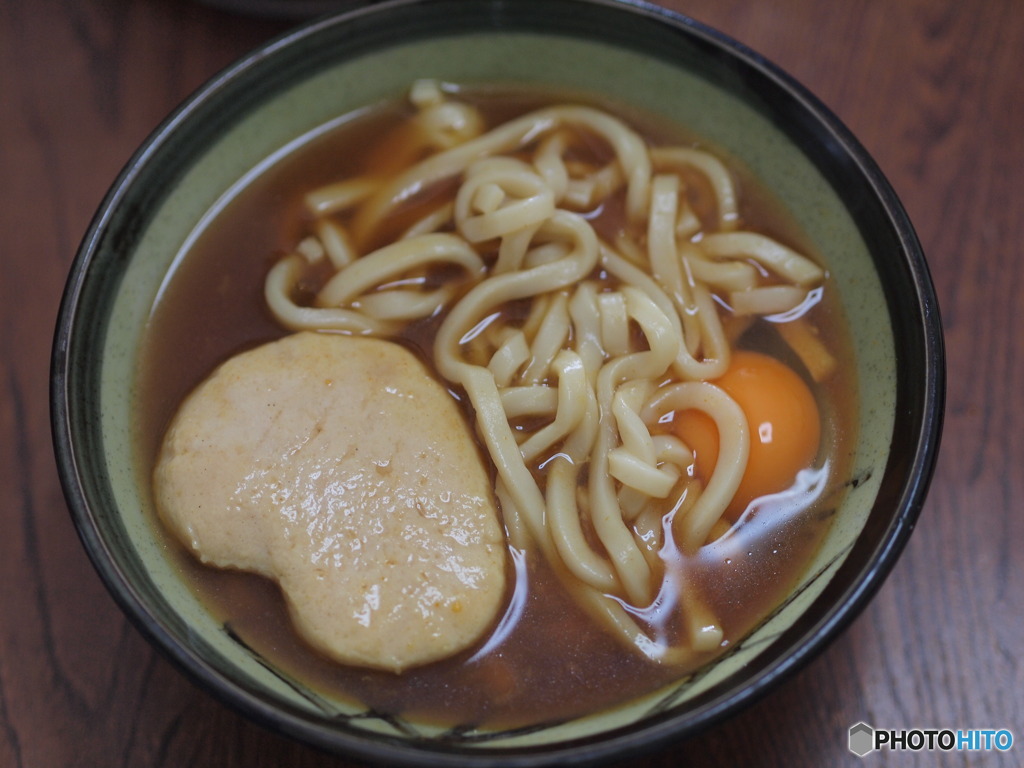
672, 350, 821, 518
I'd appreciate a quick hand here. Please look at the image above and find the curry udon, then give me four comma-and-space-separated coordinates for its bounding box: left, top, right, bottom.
137, 82, 857, 728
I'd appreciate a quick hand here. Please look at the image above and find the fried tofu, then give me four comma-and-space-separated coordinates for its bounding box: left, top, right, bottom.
154, 332, 506, 672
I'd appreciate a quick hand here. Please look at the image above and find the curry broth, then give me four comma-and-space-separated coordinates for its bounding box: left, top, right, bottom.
135, 85, 857, 729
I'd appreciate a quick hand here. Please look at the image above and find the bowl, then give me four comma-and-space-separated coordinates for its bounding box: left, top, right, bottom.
193, 0, 362, 19
51, 0, 944, 765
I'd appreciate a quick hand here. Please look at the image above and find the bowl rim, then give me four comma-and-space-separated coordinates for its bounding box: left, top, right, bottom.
51, 0, 945, 765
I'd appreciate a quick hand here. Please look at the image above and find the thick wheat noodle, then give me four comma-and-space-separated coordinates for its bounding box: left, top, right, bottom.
574, 581, 696, 664
357, 287, 456, 321
434, 211, 599, 546
587, 288, 680, 606
649, 174, 731, 370
532, 351, 620, 590
455, 158, 555, 242
262, 90, 835, 662
675, 203, 702, 240
526, 241, 573, 266
539, 381, 694, 654
597, 291, 630, 357
488, 331, 531, 387
304, 176, 380, 217
653, 433, 693, 469
600, 244, 731, 380
567, 282, 606, 385
532, 132, 570, 200
517, 350, 587, 463
265, 255, 386, 334
600, 245, 684, 340
350, 105, 651, 244
545, 396, 620, 590
463, 366, 549, 543
521, 291, 570, 384
546, 458, 619, 590
650, 145, 739, 231
564, 162, 624, 209
494, 222, 542, 274
355, 85, 486, 180
608, 383, 681, 500
643, 382, 751, 552
607, 448, 680, 501
415, 98, 485, 150
621, 438, 694, 555
729, 284, 808, 315
519, 289, 553, 340
685, 282, 732, 378
618, 485, 650, 522
682, 245, 758, 292
400, 201, 454, 239
531, 129, 627, 212
629, 476, 700, 556
647, 174, 692, 325
613, 381, 658, 465
499, 386, 558, 418
314, 219, 357, 269
495, 479, 539, 554
700, 231, 824, 286
434, 211, 598, 381
316, 232, 482, 308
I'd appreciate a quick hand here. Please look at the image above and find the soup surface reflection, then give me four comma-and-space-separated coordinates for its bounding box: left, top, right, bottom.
137, 84, 857, 729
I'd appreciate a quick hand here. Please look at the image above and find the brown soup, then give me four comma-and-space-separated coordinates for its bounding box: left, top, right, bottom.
135, 85, 858, 730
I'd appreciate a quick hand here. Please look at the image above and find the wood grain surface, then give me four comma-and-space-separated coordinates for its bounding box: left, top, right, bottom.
1, 1, 1020, 766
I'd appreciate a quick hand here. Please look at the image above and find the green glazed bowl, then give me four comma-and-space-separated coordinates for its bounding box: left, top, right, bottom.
52, 0, 944, 765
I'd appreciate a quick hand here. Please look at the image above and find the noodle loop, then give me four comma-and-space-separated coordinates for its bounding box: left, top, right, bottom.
264, 84, 830, 662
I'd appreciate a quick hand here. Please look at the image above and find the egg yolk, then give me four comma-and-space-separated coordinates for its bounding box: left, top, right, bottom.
672, 350, 821, 518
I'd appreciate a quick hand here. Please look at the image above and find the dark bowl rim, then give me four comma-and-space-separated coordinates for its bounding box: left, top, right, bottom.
51, 0, 945, 766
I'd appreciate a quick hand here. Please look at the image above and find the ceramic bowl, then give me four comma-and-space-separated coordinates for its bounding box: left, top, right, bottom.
51, 0, 944, 765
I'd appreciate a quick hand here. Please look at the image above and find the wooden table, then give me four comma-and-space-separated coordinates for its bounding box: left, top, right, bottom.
2, 1, 1020, 766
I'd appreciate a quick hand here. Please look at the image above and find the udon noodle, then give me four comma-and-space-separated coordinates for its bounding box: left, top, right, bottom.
261, 80, 831, 666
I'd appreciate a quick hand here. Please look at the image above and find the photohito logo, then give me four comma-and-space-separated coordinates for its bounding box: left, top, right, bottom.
849, 722, 1014, 757
849, 722, 874, 757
